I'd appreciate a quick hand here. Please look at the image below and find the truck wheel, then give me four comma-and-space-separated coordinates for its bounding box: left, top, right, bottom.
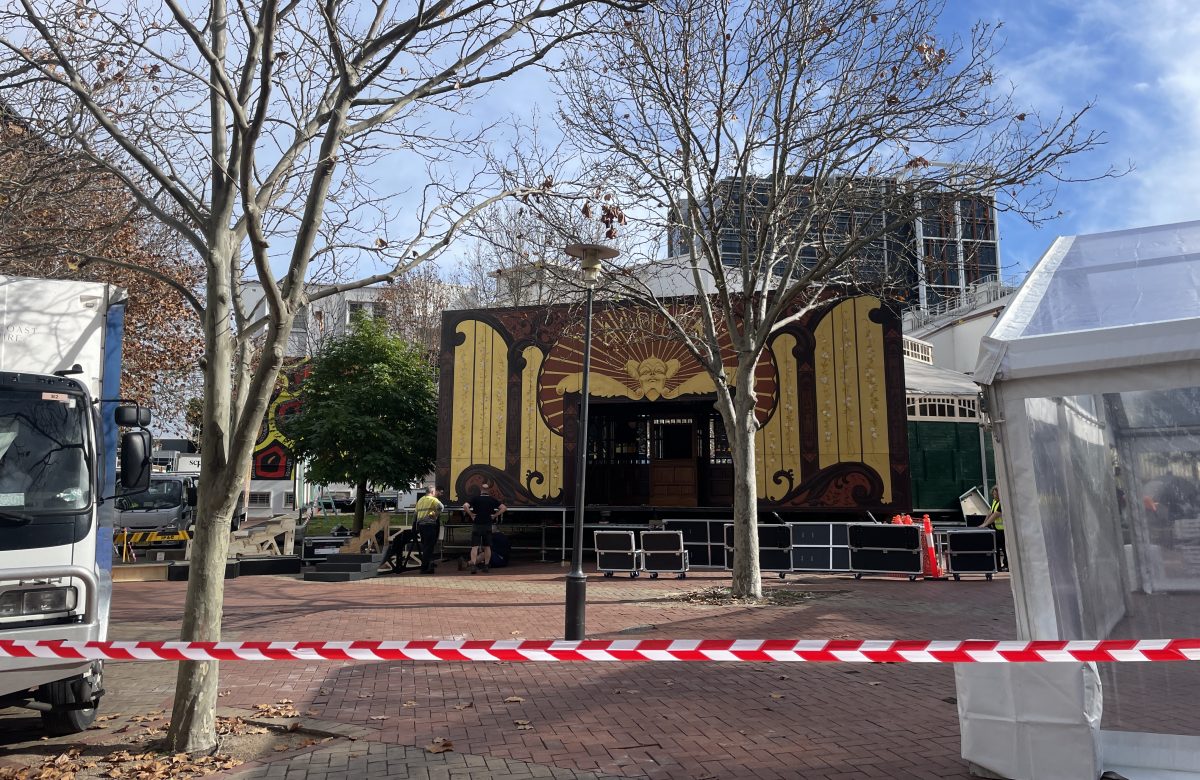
37, 667, 100, 736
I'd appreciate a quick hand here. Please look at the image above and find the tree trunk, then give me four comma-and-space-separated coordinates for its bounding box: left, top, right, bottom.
725, 357, 762, 599
167, 240, 238, 753
353, 478, 367, 533
728, 410, 761, 599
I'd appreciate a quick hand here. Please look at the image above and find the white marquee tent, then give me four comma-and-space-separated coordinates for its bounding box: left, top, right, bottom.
958, 220, 1200, 779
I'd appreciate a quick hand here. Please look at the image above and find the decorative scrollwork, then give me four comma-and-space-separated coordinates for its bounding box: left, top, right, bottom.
769, 469, 795, 501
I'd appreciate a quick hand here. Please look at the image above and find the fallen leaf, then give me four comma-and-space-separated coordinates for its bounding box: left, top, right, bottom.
503, 696, 524, 703
867, 681, 883, 686
369, 715, 390, 721
452, 702, 473, 711
273, 745, 289, 752
286, 721, 302, 732
777, 675, 790, 681
253, 701, 300, 718
357, 693, 372, 699
510, 630, 522, 636
319, 688, 331, 695
97, 714, 123, 722
306, 709, 321, 717
217, 690, 231, 697
514, 719, 534, 730
402, 700, 419, 708
769, 693, 785, 699
426, 737, 454, 754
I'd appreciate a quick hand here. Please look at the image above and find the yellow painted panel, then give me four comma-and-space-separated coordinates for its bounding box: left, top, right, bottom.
485, 326, 507, 469
774, 334, 800, 471
853, 297, 891, 502
450, 320, 509, 494
835, 301, 862, 464
755, 333, 800, 501
450, 321, 477, 490
814, 308, 839, 468
520, 346, 564, 500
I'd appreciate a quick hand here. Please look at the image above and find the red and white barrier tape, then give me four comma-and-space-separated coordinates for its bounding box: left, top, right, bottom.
2, 638, 1200, 663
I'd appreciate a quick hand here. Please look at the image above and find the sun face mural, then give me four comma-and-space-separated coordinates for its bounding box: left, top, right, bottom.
538, 307, 777, 435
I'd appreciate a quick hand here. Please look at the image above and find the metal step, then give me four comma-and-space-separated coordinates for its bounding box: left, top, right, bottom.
322, 552, 385, 564
302, 569, 374, 583
238, 556, 304, 576
313, 561, 379, 573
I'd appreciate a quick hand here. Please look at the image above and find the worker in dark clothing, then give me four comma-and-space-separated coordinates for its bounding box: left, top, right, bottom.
463, 480, 506, 574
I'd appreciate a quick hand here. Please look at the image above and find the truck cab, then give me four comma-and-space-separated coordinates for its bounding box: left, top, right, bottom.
116, 474, 197, 531
0, 276, 151, 734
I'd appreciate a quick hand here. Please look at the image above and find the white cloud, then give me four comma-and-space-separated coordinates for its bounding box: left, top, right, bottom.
987, 0, 1200, 267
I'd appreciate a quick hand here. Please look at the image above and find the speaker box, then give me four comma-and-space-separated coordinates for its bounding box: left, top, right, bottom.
849, 548, 922, 574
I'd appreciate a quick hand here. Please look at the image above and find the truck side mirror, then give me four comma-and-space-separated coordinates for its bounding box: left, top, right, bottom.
119, 430, 152, 491
186, 485, 198, 506
114, 404, 152, 428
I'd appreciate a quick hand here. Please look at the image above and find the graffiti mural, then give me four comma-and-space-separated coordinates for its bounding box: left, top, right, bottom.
252, 360, 311, 480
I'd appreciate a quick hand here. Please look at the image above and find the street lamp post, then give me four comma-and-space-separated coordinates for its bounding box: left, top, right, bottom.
563, 242, 618, 641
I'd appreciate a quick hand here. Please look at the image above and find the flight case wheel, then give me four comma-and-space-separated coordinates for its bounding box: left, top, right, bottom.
649, 572, 659, 579
630, 571, 639, 579
908, 574, 917, 582
603, 571, 614, 578
986, 573, 993, 581
853, 572, 863, 580
953, 574, 961, 581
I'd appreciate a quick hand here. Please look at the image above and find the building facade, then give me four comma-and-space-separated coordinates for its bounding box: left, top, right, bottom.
667, 178, 1000, 310
437, 294, 911, 518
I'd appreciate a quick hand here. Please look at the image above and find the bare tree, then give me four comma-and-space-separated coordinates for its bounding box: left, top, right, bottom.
376, 264, 459, 362
550, 0, 1113, 597
451, 199, 596, 306
0, 0, 640, 752
0, 110, 204, 431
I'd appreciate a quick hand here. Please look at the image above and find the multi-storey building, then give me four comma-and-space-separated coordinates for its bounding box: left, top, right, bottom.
666, 177, 999, 309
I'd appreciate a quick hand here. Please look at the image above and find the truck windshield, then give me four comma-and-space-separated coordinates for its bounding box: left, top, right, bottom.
121, 479, 182, 510
0, 388, 91, 515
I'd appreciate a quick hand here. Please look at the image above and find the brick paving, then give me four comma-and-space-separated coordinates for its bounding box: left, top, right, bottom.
0, 563, 1019, 778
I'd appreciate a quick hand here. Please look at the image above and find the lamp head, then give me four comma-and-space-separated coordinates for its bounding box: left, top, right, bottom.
565, 243, 619, 287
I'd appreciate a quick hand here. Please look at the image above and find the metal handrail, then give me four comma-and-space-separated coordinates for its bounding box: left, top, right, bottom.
905, 273, 1023, 330
0, 565, 99, 626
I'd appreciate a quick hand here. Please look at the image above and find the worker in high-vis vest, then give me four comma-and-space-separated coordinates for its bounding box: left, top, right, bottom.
981, 485, 1006, 571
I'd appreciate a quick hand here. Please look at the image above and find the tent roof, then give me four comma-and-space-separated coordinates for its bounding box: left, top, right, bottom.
903, 358, 979, 396
975, 219, 1200, 392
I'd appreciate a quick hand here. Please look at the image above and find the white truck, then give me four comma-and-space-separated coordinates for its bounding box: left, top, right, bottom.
0, 276, 151, 734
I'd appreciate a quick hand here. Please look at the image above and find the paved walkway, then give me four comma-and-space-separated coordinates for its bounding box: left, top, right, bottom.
0, 564, 1016, 778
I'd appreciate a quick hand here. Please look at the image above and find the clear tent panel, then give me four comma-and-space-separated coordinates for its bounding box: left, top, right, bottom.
1021, 385, 1200, 737
1018, 222, 1200, 338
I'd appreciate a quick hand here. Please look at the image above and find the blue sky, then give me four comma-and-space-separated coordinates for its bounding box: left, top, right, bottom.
943, 0, 1200, 276
416, 1, 1198, 282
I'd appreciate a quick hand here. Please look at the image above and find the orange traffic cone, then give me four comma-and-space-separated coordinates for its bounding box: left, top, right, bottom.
921, 514, 941, 578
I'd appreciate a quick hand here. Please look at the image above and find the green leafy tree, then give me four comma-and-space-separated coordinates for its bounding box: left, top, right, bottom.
284, 315, 437, 532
